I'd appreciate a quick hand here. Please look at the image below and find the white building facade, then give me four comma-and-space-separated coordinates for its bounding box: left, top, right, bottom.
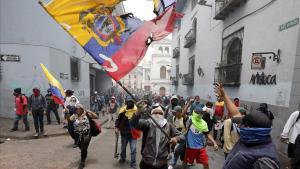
0, 0, 124, 118
142, 39, 172, 96
172, 0, 300, 162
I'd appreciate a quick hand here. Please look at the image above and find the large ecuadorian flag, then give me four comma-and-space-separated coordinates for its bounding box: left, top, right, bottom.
39, 0, 181, 81
41, 64, 65, 105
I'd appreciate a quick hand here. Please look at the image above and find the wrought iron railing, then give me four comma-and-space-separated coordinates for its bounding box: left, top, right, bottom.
214, 63, 242, 86
173, 47, 180, 58
184, 29, 196, 48
214, 0, 245, 20
182, 73, 194, 85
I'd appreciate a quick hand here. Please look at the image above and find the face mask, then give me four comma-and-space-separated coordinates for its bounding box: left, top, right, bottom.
151, 114, 166, 127
33, 90, 39, 96
206, 108, 213, 114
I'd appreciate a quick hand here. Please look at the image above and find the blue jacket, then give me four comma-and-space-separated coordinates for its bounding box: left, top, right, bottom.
223, 140, 280, 169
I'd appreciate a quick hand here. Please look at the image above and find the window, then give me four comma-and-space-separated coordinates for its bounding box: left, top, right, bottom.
158, 47, 163, 53
165, 47, 169, 54
160, 66, 166, 79
184, 18, 197, 48
215, 29, 244, 86
189, 56, 195, 74
192, 18, 197, 41
70, 58, 80, 81
134, 75, 137, 79
191, 0, 197, 10
159, 87, 166, 96
176, 64, 179, 78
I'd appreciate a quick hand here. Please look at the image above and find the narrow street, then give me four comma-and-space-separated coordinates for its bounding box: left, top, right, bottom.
0, 128, 224, 169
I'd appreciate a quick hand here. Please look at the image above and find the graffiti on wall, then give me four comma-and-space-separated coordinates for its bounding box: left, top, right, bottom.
249, 72, 276, 85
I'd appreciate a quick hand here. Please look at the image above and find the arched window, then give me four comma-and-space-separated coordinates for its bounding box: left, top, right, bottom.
227, 38, 242, 64
159, 87, 166, 96
165, 47, 169, 54
160, 66, 166, 79
158, 47, 163, 53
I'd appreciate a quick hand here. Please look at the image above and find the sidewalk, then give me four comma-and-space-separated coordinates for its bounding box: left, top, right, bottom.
0, 114, 108, 141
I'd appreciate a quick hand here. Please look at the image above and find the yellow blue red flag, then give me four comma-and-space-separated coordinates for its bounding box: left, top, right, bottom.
40, 0, 181, 81
153, 0, 176, 16
40, 64, 65, 105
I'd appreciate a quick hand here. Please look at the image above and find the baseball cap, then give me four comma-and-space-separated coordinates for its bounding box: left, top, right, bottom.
171, 95, 178, 100
172, 106, 182, 113
194, 106, 205, 113
14, 88, 22, 94
238, 107, 247, 114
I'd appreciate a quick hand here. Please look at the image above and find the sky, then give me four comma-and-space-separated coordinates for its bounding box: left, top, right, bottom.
123, 0, 156, 21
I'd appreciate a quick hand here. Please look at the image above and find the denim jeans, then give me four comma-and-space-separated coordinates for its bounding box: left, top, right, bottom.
120, 135, 137, 167
32, 109, 44, 133
13, 114, 29, 130
169, 141, 185, 166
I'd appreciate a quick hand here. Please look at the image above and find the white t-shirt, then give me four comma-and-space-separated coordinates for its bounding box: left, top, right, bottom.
281, 110, 300, 144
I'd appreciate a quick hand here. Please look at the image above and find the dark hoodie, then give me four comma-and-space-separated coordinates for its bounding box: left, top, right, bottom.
29, 88, 46, 111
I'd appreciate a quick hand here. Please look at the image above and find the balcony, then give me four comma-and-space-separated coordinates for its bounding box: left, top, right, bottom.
173, 47, 180, 58
182, 73, 194, 86
214, 63, 242, 86
171, 76, 179, 86
184, 29, 196, 48
214, 0, 246, 20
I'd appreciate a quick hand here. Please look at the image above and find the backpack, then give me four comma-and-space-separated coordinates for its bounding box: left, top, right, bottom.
87, 115, 101, 137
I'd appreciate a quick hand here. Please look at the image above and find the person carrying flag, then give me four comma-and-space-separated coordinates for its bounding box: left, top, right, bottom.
115, 96, 140, 169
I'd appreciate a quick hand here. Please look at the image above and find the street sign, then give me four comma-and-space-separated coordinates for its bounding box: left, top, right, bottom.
279, 18, 299, 32
251, 54, 265, 69
0, 54, 21, 62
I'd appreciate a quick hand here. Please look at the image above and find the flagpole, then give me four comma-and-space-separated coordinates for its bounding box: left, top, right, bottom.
116, 81, 171, 140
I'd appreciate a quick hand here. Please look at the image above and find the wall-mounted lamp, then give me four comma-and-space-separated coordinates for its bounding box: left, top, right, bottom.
252, 49, 281, 63
198, 0, 212, 7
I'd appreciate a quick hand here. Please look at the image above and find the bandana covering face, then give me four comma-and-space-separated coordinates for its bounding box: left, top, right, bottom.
191, 111, 208, 132
151, 107, 167, 127
240, 128, 272, 144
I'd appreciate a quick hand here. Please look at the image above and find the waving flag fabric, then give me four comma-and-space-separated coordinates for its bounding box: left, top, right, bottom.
40, 64, 65, 105
153, 0, 175, 16
40, 0, 181, 81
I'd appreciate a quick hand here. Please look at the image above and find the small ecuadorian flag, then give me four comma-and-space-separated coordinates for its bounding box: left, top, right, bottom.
40, 64, 65, 105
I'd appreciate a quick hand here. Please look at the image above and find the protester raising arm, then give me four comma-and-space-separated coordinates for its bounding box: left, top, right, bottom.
214, 83, 241, 118
182, 99, 194, 116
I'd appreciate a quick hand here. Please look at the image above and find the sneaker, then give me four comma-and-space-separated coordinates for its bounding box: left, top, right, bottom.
24, 128, 30, 132
119, 159, 125, 163
168, 166, 174, 169
41, 132, 48, 136
33, 133, 39, 137
78, 162, 85, 169
130, 165, 137, 169
10, 128, 17, 132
